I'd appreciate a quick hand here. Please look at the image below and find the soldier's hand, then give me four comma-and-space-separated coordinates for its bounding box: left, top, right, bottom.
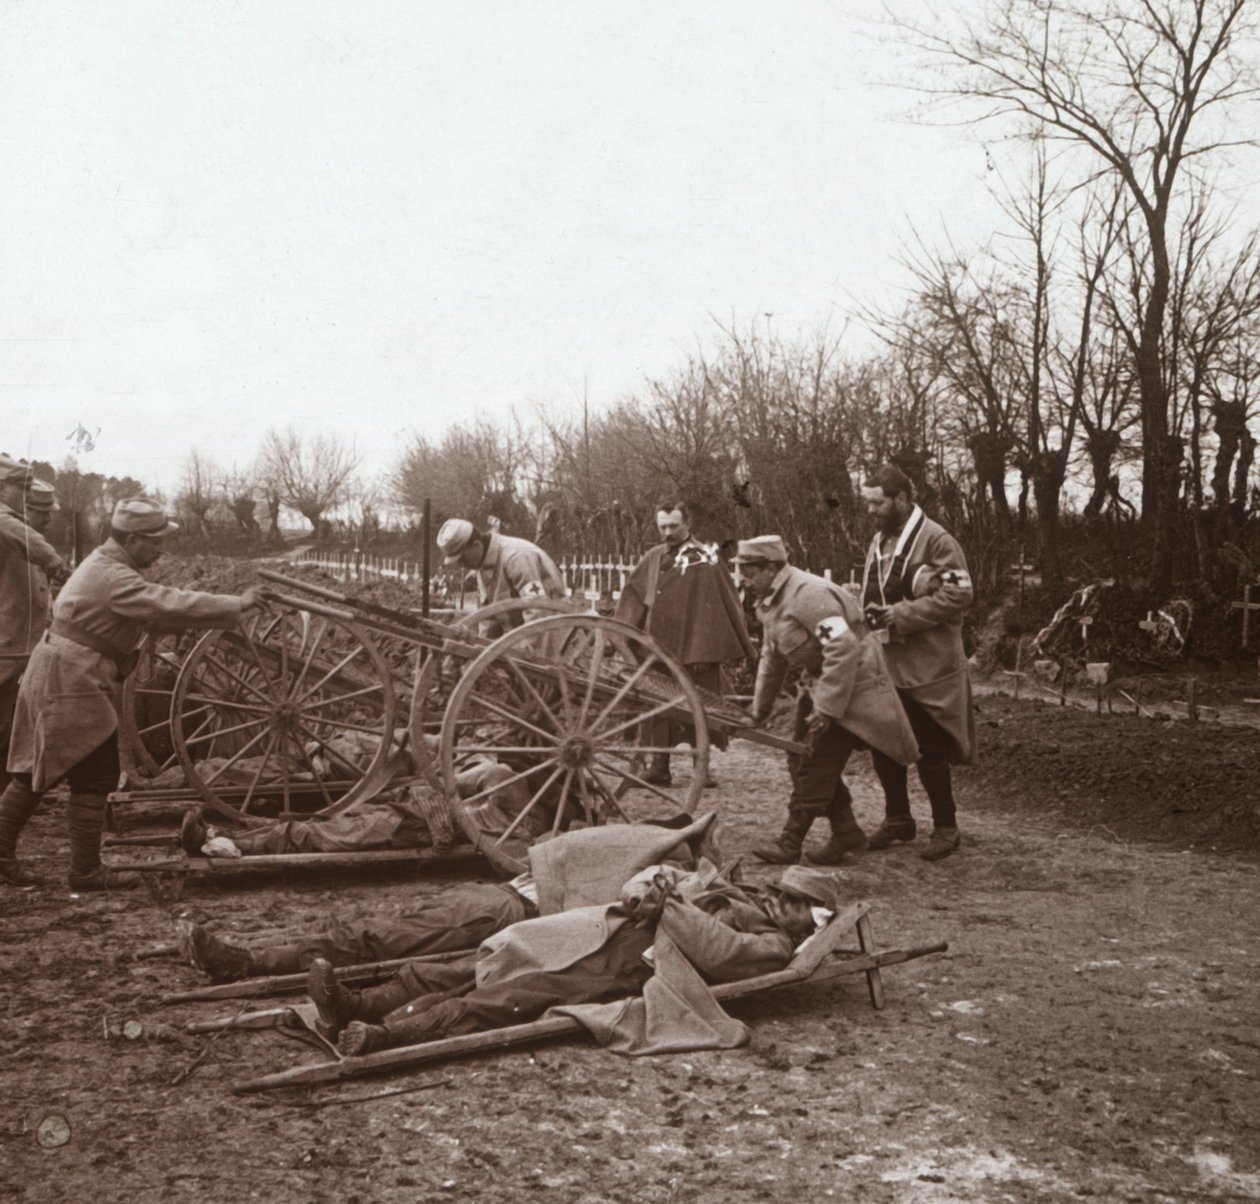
864, 603, 893, 630
240, 586, 267, 612
806, 709, 830, 735
49, 564, 72, 587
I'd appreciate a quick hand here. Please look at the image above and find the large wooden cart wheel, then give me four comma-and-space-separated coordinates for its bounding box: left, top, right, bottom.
408, 595, 581, 785
439, 614, 709, 874
170, 607, 398, 824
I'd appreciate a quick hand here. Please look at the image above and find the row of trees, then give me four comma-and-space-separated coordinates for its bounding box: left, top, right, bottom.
394, 0, 1260, 603
23, 3, 1258, 611
171, 428, 364, 547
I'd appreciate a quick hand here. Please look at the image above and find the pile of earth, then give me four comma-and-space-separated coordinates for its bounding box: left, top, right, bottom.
148, 554, 427, 617
962, 693, 1260, 858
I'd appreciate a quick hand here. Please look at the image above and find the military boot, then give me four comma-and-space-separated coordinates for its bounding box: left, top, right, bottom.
752, 810, 815, 864
0, 778, 43, 886
805, 802, 868, 865
866, 817, 917, 850
308, 958, 415, 1037
177, 922, 257, 983
67, 793, 140, 891
642, 754, 672, 786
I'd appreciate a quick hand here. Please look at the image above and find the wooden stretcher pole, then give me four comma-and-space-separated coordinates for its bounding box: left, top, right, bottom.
163, 945, 479, 1006
233, 902, 947, 1094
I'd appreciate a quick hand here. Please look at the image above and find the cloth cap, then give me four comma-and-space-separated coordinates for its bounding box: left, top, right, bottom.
0, 454, 33, 484
774, 865, 840, 910
112, 497, 179, 536
26, 479, 58, 511
731, 535, 789, 564
437, 517, 476, 565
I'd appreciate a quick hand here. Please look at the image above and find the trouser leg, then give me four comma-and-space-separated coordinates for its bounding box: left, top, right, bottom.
0, 776, 42, 860
0, 673, 20, 795
870, 750, 913, 820
901, 693, 958, 829
0, 775, 44, 883
299, 884, 530, 966
65, 735, 136, 889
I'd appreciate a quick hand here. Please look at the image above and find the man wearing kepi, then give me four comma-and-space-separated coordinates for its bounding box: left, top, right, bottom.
615, 500, 754, 786
436, 517, 566, 635
739, 535, 918, 865
859, 465, 975, 862
0, 498, 264, 889
0, 457, 68, 796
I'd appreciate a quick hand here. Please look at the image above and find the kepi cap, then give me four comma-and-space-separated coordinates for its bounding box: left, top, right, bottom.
26, 479, 58, 512
773, 865, 840, 910
731, 535, 789, 565
0, 454, 33, 484
112, 497, 180, 536
437, 517, 477, 565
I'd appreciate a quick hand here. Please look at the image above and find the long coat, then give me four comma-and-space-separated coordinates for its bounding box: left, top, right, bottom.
0, 502, 64, 686
615, 541, 754, 667
753, 565, 918, 766
8, 540, 243, 790
861, 511, 975, 764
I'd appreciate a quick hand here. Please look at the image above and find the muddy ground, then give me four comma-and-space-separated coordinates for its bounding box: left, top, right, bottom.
2, 692, 1259, 1203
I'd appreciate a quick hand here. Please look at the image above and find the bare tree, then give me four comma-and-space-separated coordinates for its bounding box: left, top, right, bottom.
897, 0, 1259, 586
260, 427, 360, 535
177, 450, 220, 544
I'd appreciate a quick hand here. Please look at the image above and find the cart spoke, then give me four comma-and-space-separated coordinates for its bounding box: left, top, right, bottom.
490, 764, 565, 849
201, 726, 273, 786
288, 616, 331, 700
586, 654, 660, 734
302, 716, 388, 739
551, 769, 575, 834
240, 731, 280, 813
584, 766, 632, 823
594, 694, 689, 743
575, 629, 606, 730
295, 646, 367, 705
466, 692, 559, 745
181, 692, 270, 715
193, 653, 275, 707
301, 684, 384, 713
184, 715, 271, 748
295, 721, 371, 777
457, 755, 561, 809
592, 755, 678, 805
291, 731, 336, 809
507, 661, 562, 731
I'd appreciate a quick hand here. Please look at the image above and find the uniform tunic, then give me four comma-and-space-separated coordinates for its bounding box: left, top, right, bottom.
861, 509, 975, 764
8, 540, 244, 790
475, 531, 566, 609
753, 565, 918, 765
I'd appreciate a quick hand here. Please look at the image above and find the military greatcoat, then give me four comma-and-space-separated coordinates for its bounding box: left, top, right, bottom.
753, 564, 918, 765
861, 508, 976, 764
8, 540, 243, 790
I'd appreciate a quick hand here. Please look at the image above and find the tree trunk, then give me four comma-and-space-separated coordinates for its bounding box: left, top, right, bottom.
1031, 449, 1068, 594
1083, 431, 1122, 521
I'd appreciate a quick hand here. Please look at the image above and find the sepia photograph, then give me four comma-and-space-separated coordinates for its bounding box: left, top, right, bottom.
2, 1, 1258, 1200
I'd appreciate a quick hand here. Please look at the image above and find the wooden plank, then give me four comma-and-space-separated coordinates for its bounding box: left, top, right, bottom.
109, 844, 477, 875
161, 946, 478, 1006
233, 934, 948, 1094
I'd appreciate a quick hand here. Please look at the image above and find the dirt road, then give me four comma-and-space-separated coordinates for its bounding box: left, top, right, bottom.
2, 694, 1258, 1202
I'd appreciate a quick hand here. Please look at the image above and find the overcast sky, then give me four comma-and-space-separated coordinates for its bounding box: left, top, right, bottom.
0, 0, 1207, 496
